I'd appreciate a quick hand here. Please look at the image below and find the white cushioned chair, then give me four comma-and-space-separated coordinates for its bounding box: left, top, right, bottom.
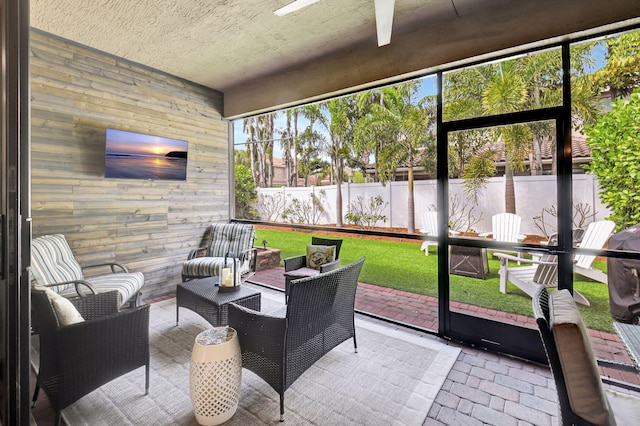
31, 233, 144, 307
182, 223, 257, 282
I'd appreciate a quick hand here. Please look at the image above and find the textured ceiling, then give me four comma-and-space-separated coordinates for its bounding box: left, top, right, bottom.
29, 0, 487, 92
29, 0, 640, 117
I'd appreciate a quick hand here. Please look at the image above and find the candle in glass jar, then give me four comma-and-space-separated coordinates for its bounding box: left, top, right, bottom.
221, 268, 233, 286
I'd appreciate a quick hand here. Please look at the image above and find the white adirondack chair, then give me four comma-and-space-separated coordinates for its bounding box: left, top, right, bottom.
419, 211, 438, 256
419, 211, 459, 256
480, 213, 526, 242
480, 213, 526, 263
495, 224, 612, 306
495, 240, 591, 306
574, 220, 615, 284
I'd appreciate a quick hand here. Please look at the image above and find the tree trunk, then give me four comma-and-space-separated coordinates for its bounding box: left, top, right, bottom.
267, 115, 274, 188
335, 180, 343, 227
292, 113, 299, 186
407, 165, 415, 233
531, 138, 543, 175
504, 159, 516, 214
335, 158, 343, 227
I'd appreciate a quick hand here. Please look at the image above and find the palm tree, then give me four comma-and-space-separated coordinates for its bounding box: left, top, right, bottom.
242, 113, 276, 187
449, 49, 599, 213
354, 82, 432, 233
281, 109, 300, 187
482, 61, 530, 213
305, 98, 358, 227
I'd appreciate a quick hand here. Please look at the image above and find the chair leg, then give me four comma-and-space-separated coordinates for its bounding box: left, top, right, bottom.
353, 332, 358, 353
280, 393, 285, 422
145, 363, 150, 395
284, 277, 292, 304
128, 291, 142, 308
31, 382, 40, 407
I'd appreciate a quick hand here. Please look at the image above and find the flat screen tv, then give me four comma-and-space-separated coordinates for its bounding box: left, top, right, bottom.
105, 128, 188, 180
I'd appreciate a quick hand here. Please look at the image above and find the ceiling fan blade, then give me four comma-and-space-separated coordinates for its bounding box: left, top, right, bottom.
374, 0, 395, 47
274, 0, 320, 16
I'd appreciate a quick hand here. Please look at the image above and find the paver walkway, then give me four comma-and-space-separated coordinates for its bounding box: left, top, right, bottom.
249, 266, 640, 386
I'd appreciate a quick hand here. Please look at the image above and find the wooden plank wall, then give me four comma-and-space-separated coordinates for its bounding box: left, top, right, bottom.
30, 30, 230, 300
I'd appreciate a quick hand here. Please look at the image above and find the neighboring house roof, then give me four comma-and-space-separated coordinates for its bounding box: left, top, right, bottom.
364, 132, 592, 177
489, 132, 591, 163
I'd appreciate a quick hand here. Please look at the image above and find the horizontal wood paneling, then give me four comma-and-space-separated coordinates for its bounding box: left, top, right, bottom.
30, 30, 229, 300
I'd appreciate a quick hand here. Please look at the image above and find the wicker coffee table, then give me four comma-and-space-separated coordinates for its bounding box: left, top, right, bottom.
176, 277, 261, 327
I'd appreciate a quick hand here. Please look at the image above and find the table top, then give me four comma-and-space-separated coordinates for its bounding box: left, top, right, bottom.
178, 277, 261, 305
196, 327, 236, 346
613, 322, 640, 371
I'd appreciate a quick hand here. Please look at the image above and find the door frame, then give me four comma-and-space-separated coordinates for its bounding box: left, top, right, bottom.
1, 0, 32, 424
435, 45, 574, 360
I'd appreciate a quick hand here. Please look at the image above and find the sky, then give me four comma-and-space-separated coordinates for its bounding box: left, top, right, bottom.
106, 129, 188, 156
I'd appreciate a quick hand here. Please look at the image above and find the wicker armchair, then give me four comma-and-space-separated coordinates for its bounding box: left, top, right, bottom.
283, 236, 343, 301
31, 233, 144, 307
31, 288, 150, 426
229, 256, 365, 421
182, 223, 257, 282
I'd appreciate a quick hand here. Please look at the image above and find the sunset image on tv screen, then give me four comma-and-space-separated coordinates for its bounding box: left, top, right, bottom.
105, 129, 188, 180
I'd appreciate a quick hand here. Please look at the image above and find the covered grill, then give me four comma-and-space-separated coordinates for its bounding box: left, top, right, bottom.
606, 224, 640, 323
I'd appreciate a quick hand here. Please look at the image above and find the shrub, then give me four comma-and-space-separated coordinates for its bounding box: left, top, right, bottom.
234, 164, 258, 219
344, 195, 388, 230
584, 89, 640, 231
256, 192, 286, 222
281, 190, 327, 224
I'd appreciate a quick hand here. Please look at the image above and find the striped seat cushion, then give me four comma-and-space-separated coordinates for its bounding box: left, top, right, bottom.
549, 290, 615, 425
58, 272, 144, 307
206, 223, 255, 258
31, 233, 144, 307
182, 256, 246, 280
31, 234, 84, 293
182, 223, 255, 280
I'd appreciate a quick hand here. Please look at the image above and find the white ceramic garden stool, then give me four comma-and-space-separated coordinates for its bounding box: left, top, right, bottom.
190, 327, 242, 425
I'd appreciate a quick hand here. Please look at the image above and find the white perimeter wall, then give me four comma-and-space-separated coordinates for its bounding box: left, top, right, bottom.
255, 174, 610, 235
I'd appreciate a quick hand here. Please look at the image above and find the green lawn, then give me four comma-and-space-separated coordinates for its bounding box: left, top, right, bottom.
257, 228, 615, 333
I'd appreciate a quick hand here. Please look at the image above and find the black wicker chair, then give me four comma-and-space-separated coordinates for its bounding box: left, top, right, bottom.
532, 287, 617, 426
31, 288, 150, 426
283, 236, 343, 301
229, 256, 365, 422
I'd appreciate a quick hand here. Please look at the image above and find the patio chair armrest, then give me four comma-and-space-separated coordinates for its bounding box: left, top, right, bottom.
187, 246, 208, 260
228, 302, 286, 354
42, 280, 98, 298
71, 290, 120, 319
55, 304, 150, 368
319, 259, 340, 273
284, 255, 306, 272
83, 262, 129, 274
494, 252, 562, 266
240, 247, 258, 274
